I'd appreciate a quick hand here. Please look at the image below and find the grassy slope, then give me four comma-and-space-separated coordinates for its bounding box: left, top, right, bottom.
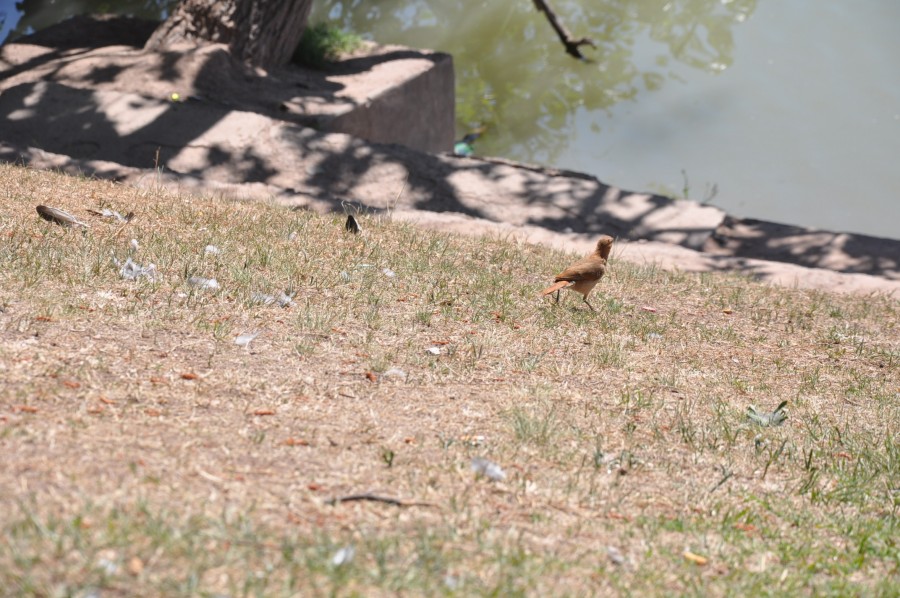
0, 163, 898, 596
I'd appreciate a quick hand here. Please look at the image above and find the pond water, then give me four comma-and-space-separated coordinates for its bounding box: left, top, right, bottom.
3, 0, 898, 239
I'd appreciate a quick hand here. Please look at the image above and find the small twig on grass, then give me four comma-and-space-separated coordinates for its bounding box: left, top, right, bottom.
708, 465, 734, 494
385, 174, 408, 217
762, 438, 789, 480
111, 220, 134, 240
325, 493, 438, 508
197, 467, 225, 484
532, 0, 596, 59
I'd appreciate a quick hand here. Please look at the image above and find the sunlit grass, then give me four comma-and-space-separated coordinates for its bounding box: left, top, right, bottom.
0, 163, 898, 595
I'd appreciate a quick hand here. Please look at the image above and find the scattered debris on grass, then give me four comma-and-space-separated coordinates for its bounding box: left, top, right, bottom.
683, 551, 708, 566
747, 400, 788, 427
471, 457, 506, 481
325, 493, 436, 508
251, 291, 294, 308
4, 164, 899, 596
277, 292, 295, 307
127, 556, 144, 576
234, 331, 260, 347
382, 367, 407, 380
345, 214, 361, 234
87, 207, 134, 222
188, 276, 220, 290
35, 205, 88, 228
331, 546, 355, 567
607, 545, 627, 567
96, 550, 118, 575
114, 257, 157, 281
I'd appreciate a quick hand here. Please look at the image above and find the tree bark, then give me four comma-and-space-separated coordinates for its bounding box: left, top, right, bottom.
145, 0, 314, 68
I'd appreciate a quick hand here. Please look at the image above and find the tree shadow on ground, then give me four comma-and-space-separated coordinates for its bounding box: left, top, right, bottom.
1, 15, 354, 120
1, 15, 897, 280
705, 216, 899, 279
0, 15, 155, 82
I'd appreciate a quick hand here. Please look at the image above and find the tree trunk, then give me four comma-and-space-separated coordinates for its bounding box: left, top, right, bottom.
145, 0, 314, 68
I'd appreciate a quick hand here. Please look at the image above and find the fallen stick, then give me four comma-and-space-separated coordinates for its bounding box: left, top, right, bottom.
325, 493, 437, 508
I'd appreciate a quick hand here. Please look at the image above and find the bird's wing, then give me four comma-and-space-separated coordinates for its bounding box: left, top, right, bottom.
554, 256, 606, 282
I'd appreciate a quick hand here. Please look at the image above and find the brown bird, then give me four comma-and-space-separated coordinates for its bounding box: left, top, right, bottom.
540, 235, 614, 311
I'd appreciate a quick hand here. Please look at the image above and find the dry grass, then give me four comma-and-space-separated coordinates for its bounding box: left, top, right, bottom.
1, 162, 898, 596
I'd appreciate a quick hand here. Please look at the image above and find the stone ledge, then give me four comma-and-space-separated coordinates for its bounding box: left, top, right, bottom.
705, 216, 899, 281
0, 81, 724, 250
0, 14, 454, 153
3, 141, 897, 297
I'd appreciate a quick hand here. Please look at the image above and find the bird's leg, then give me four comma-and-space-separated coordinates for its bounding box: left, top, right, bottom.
583, 297, 595, 311
554, 290, 561, 305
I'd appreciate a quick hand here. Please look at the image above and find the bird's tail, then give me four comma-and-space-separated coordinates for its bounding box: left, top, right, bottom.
540, 280, 571, 297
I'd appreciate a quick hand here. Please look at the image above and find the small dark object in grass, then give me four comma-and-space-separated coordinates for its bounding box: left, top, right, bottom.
36, 205, 88, 228
325, 493, 436, 508
345, 214, 361, 234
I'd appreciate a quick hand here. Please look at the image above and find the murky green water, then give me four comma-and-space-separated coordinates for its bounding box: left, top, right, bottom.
3, 0, 898, 238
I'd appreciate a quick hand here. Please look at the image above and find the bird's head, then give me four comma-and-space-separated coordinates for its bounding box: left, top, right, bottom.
595, 235, 614, 259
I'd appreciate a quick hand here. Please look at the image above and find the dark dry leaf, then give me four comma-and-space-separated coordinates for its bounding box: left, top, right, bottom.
345, 214, 361, 234
36, 205, 89, 228
325, 493, 438, 508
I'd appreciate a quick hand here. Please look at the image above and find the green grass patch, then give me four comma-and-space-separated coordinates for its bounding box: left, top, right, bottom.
293, 22, 364, 69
